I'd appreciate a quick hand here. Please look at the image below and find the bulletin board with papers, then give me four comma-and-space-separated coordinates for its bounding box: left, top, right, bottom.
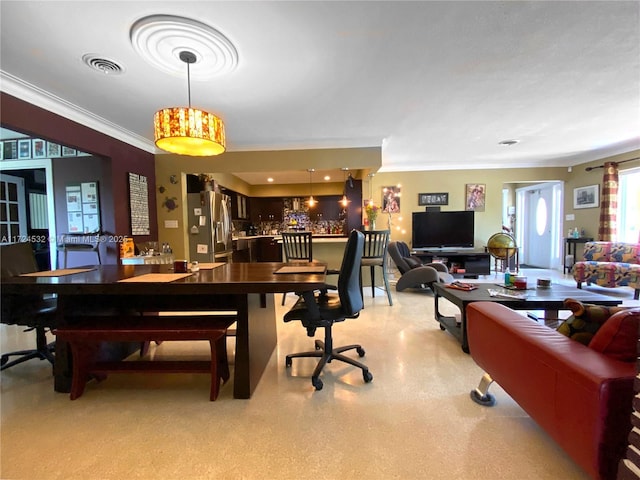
65, 182, 101, 234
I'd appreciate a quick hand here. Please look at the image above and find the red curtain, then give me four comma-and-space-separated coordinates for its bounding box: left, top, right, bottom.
597, 162, 619, 241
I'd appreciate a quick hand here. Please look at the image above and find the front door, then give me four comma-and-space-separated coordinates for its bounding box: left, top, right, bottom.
518, 182, 562, 269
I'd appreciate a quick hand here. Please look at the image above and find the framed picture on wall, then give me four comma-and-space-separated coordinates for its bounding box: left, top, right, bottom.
573, 184, 599, 209
382, 185, 400, 213
47, 142, 61, 157
418, 192, 449, 206
32, 139, 46, 158
465, 183, 486, 212
3, 140, 17, 160
62, 146, 77, 157
17, 139, 31, 159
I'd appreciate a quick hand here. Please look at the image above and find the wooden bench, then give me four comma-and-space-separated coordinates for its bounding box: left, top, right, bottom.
56, 315, 236, 401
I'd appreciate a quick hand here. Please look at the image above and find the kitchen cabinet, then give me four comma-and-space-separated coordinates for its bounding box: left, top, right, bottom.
232, 238, 256, 262
237, 193, 249, 219
250, 198, 283, 223
228, 191, 249, 220
233, 236, 281, 262
344, 179, 363, 233
308, 195, 342, 221
256, 236, 282, 262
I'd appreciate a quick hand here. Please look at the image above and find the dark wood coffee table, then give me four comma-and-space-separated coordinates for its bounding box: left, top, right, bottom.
433, 282, 623, 353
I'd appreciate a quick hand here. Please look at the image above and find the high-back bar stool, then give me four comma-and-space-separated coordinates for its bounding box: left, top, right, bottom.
360, 230, 393, 306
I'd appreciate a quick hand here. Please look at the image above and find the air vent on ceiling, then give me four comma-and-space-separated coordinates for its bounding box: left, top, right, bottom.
82, 54, 124, 75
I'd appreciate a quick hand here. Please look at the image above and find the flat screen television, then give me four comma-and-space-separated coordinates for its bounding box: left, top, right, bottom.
412, 211, 475, 249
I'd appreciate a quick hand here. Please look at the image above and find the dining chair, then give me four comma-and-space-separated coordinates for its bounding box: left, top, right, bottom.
360, 230, 393, 306
57, 233, 102, 268
280, 231, 339, 305
281, 232, 314, 305
1, 242, 57, 372
283, 229, 372, 391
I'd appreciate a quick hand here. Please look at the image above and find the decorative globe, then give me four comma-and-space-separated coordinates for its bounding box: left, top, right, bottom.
487, 233, 517, 260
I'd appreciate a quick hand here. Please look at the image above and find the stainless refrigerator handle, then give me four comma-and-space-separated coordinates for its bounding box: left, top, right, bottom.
221, 198, 231, 250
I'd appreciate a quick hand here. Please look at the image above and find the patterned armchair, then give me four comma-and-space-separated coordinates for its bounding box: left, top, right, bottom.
572, 242, 640, 300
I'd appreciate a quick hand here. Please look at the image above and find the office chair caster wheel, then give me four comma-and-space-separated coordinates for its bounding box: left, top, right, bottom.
439, 324, 446, 331
356, 346, 365, 357
1, 356, 8, 367
363, 370, 373, 383
285, 357, 292, 367
312, 377, 323, 390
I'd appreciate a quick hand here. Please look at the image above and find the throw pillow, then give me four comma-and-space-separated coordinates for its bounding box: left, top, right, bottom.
588, 309, 639, 362
404, 256, 423, 269
556, 298, 627, 346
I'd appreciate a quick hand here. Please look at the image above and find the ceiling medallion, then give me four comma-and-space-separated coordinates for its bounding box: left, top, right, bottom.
130, 14, 239, 79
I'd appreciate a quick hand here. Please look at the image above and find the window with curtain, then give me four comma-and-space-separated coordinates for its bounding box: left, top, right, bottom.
618, 167, 640, 243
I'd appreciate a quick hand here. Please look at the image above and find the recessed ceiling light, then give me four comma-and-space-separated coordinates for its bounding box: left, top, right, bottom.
498, 139, 519, 146
267, 177, 274, 183
324, 175, 331, 181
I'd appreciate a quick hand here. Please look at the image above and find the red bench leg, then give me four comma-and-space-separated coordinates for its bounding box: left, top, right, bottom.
208, 334, 230, 401
217, 335, 230, 384
68, 341, 100, 400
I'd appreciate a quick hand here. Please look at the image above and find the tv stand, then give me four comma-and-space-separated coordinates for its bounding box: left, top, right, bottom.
412, 250, 490, 278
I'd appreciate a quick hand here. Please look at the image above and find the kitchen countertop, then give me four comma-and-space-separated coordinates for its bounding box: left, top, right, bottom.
233, 234, 347, 242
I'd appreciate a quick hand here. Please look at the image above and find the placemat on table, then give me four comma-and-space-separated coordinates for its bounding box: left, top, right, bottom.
197, 262, 226, 270
274, 266, 326, 274
21, 268, 95, 277
118, 273, 193, 283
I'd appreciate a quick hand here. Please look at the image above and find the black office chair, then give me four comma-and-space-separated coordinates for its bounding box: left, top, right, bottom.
284, 229, 372, 391
1, 242, 57, 371
360, 230, 393, 305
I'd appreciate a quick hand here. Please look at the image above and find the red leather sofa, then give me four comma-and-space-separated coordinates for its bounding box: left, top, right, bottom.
466, 302, 636, 480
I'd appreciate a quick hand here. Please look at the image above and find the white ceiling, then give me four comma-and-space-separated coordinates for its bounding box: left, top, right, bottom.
1, 1, 639, 185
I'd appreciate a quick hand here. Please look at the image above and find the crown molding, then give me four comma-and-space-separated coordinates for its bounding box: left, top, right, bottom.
0, 71, 156, 153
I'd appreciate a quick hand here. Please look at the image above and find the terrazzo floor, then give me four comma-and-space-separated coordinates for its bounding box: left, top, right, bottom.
2, 267, 637, 479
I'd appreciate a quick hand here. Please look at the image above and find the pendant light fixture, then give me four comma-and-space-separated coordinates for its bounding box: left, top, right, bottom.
307, 169, 317, 207
154, 50, 226, 156
339, 167, 351, 207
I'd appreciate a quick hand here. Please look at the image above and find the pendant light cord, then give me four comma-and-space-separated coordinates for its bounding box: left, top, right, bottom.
179, 50, 197, 108
186, 60, 192, 108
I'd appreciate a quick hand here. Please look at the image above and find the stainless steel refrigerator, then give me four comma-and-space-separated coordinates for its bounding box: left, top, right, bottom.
187, 191, 233, 263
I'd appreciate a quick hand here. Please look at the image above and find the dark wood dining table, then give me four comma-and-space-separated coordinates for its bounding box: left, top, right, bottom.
0, 262, 327, 399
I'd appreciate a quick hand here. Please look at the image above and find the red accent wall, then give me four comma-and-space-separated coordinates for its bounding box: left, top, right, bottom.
0, 92, 157, 264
